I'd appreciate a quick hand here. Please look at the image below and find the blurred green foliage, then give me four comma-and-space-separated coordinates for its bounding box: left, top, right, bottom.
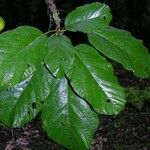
125, 87, 150, 110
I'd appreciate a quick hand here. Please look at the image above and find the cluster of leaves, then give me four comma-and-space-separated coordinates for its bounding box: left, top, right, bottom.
0, 2, 150, 150
125, 87, 150, 110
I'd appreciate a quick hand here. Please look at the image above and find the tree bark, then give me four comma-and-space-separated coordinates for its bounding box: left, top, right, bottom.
45, 0, 61, 31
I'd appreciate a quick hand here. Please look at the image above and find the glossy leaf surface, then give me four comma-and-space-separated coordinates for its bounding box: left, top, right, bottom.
88, 26, 150, 78
65, 2, 112, 33
2, 2, 149, 149
0, 26, 47, 88
0, 26, 50, 126
0, 66, 53, 127
44, 35, 74, 77
67, 44, 125, 115
42, 77, 99, 150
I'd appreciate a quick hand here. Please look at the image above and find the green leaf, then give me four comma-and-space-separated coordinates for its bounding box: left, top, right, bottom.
0, 26, 47, 88
42, 77, 99, 150
67, 44, 125, 115
88, 26, 150, 78
65, 2, 112, 33
0, 66, 53, 127
0, 26, 50, 127
44, 35, 74, 77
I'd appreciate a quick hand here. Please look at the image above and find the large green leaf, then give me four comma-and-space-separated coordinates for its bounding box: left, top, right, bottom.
67, 44, 125, 115
88, 26, 150, 78
44, 35, 74, 77
65, 2, 112, 33
0, 26, 50, 127
0, 26, 47, 88
42, 77, 99, 150
0, 66, 53, 127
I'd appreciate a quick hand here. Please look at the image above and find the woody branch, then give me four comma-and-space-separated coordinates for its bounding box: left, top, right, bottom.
45, 0, 61, 31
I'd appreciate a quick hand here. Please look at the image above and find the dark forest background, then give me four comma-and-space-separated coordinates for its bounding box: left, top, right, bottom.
0, 0, 150, 49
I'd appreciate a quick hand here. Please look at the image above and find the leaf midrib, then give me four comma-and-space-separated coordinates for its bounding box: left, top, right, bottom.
50, 91, 89, 149
92, 30, 148, 75
74, 49, 107, 102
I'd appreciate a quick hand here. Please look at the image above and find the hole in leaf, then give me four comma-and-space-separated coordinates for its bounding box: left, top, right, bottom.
61, 57, 66, 61
107, 99, 111, 103
82, 116, 85, 118
61, 122, 65, 126
32, 102, 36, 109
103, 16, 106, 20
27, 111, 30, 115
40, 101, 44, 104
27, 64, 30, 68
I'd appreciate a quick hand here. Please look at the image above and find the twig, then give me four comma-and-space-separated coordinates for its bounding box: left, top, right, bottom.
11, 128, 15, 142
45, 0, 61, 32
